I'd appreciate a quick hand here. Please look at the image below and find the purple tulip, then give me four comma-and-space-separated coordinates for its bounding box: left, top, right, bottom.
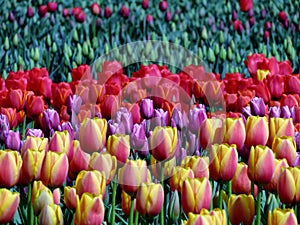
280, 105, 291, 118
294, 132, 300, 151
115, 108, 133, 134
269, 106, 281, 118
242, 106, 252, 119
250, 97, 266, 116
293, 152, 300, 167
290, 107, 296, 123
58, 122, 74, 140
186, 131, 197, 155
232, 10, 237, 21
67, 95, 82, 115
25, 129, 44, 138
171, 108, 185, 130
261, 9, 267, 18
5, 130, 21, 151
40, 109, 60, 136
150, 108, 169, 129
0, 114, 10, 141
188, 105, 207, 134
131, 123, 147, 149
107, 120, 125, 137
140, 99, 154, 119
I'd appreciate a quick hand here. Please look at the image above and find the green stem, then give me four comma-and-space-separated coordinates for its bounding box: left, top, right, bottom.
110, 176, 117, 225
228, 181, 232, 198
22, 115, 26, 139
210, 179, 213, 211
255, 186, 262, 225
134, 210, 139, 225
129, 198, 135, 225
218, 182, 223, 210
27, 182, 34, 225
160, 162, 165, 225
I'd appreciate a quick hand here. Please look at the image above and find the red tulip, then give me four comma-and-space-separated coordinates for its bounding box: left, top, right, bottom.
239, 0, 253, 12
91, 3, 101, 15
47, 2, 58, 12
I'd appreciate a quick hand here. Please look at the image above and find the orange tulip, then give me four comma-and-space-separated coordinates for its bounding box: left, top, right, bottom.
268, 208, 298, 225
107, 134, 130, 163
247, 145, 275, 184
228, 194, 255, 225
121, 190, 136, 216
272, 136, 296, 166
224, 117, 246, 150
245, 116, 269, 147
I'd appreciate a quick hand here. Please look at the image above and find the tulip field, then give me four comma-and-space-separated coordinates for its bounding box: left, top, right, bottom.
1, 0, 300, 224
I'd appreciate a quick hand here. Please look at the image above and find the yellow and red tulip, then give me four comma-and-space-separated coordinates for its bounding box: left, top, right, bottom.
199, 118, 224, 149
150, 126, 178, 161
21, 136, 48, 156
121, 190, 136, 216
181, 177, 211, 214
0, 188, 20, 224
49, 130, 74, 161
184, 212, 214, 225
228, 194, 255, 225
107, 134, 130, 163
39, 203, 63, 225
64, 186, 77, 210
268, 208, 298, 225
150, 156, 176, 180
272, 136, 296, 166
74, 193, 105, 225
31, 181, 54, 215
136, 182, 164, 216
245, 116, 269, 147
181, 156, 209, 179
209, 144, 238, 182
269, 117, 294, 146
78, 117, 107, 153
169, 166, 194, 191
224, 117, 246, 150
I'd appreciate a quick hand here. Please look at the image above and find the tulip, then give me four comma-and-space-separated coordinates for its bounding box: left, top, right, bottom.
199, 118, 224, 149
27, 6, 34, 17
79, 117, 107, 153
47, 2, 58, 12
232, 162, 258, 195
264, 158, 289, 193
21, 136, 48, 156
188, 105, 207, 134
269, 106, 281, 118
0, 188, 20, 224
75, 193, 105, 225
0, 114, 9, 141
184, 213, 213, 225
88, 152, 117, 184
68, 140, 90, 179
150, 156, 176, 180
250, 97, 266, 116
49, 130, 74, 161
169, 166, 194, 191
228, 194, 255, 225
278, 167, 300, 204
0, 150, 22, 188
38, 109, 60, 136
114, 108, 133, 134
75, 170, 106, 198
91, 2, 101, 15
131, 123, 149, 157
159, 1, 168, 11
107, 134, 130, 163
64, 186, 77, 210
245, 116, 269, 147
104, 6, 112, 18
39, 204, 63, 225
150, 126, 178, 161
142, 0, 149, 9
209, 144, 238, 182
32, 181, 54, 215
118, 159, 149, 194
181, 156, 209, 179
58, 122, 74, 140
268, 208, 298, 225
120, 5, 130, 18
136, 182, 164, 216
181, 177, 211, 214
121, 190, 136, 215
269, 118, 294, 146
1, 107, 18, 128
224, 117, 246, 150
40, 151, 69, 187
168, 190, 180, 221
140, 99, 154, 119
272, 136, 296, 166
150, 108, 169, 129
247, 145, 275, 184
26, 94, 45, 119
25, 128, 44, 138
7, 89, 26, 111
4, 130, 21, 151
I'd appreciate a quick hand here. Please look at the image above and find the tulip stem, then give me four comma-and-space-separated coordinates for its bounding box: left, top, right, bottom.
111, 176, 117, 225
160, 162, 165, 225
255, 185, 262, 225
22, 115, 26, 139
218, 182, 223, 209
129, 198, 135, 225
228, 181, 232, 197
134, 210, 139, 225
27, 182, 34, 225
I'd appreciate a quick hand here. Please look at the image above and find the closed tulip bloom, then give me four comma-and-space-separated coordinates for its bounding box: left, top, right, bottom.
209, 144, 238, 182
228, 194, 255, 225
79, 117, 107, 153
41, 151, 69, 187
272, 136, 296, 166
25, 128, 44, 138
0, 114, 9, 141
224, 117, 246, 150
181, 156, 209, 179
181, 177, 211, 214
32, 182, 54, 215
88, 152, 117, 184
64, 186, 77, 210
209, 208, 227, 225
75, 170, 106, 198
150, 156, 176, 180
232, 162, 258, 195
188, 106, 207, 134
0, 188, 20, 224
69, 140, 90, 180
38, 109, 60, 136
278, 167, 300, 204
39, 204, 63, 225
199, 118, 224, 149
269, 118, 294, 146
107, 134, 130, 163
118, 159, 149, 194
4, 130, 21, 151
26, 94, 45, 119
140, 98, 154, 119
168, 190, 180, 221
250, 97, 266, 116
49, 130, 74, 161
268, 208, 298, 225
121, 190, 136, 215
184, 213, 214, 225
247, 145, 275, 184
169, 166, 194, 191
136, 182, 164, 216
245, 116, 269, 147
0, 150, 22, 188
74, 193, 105, 225
21, 136, 48, 156
150, 126, 178, 161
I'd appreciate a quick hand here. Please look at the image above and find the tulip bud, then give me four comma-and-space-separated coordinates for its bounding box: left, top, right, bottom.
91, 3, 101, 15
104, 7, 112, 18
140, 99, 154, 119
268, 208, 298, 225
168, 190, 180, 221
0, 114, 10, 141
4, 130, 21, 151
272, 136, 296, 166
136, 182, 164, 216
224, 117, 246, 150
27, 6, 34, 18
169, 166, 194, 191
181, 177, 211, 214
107, 134, 130, 163
250, 97, 266, 116
269, 118, 294, 146
199, 118, 224, 149
278, 167, 300, 204
75, 193, 105, 225
245, 116, 269, 147
0, 188, 20, 224
64, 186, 77, 210
159, 1, 168, 11
181, 156, 209, 179
32, 181, 54, 215
247, 145, 275, 184
228, 194, 255, 225
269, 106, 281, 118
